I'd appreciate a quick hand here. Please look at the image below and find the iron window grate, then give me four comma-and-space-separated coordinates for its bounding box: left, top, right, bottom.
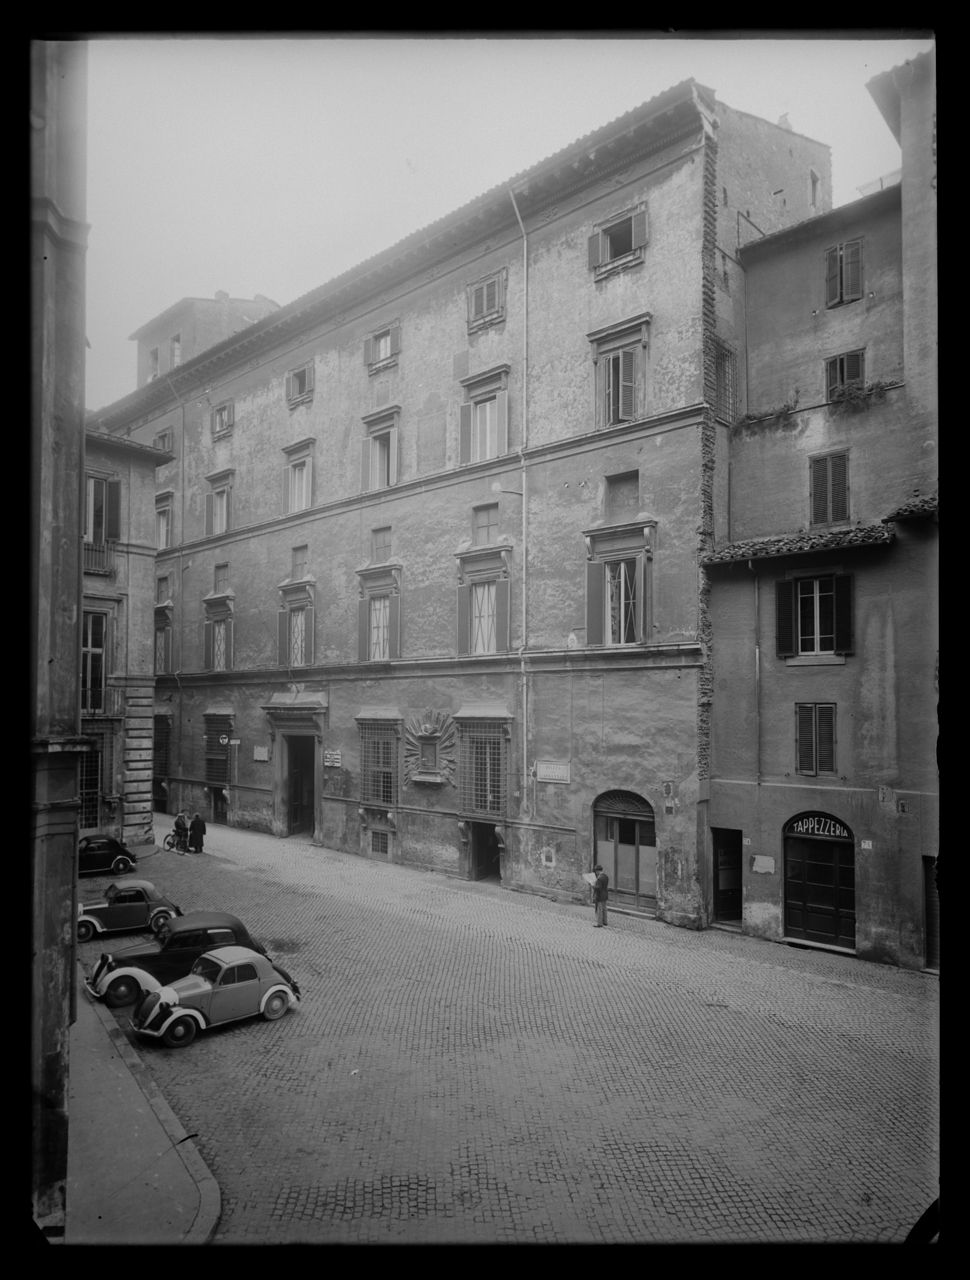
153, 716, 171, 776
372, 831, 389, 855
715, 339, 738, 423
359, 721, 399, 806
458, 721, 507, 815
204, 715, 232, 786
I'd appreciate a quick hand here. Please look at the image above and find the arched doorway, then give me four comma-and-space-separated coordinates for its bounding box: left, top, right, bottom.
783, 812, 855, 949
593, 791, 657, 911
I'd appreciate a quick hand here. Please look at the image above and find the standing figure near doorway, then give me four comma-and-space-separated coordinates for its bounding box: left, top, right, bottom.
189, 812, 206, 854
593, 863, 609, 928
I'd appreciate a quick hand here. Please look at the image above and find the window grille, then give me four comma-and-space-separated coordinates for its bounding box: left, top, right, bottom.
153, 716, 171, 776
715, 340, 738, 423
372, 831, 389, 855
290, 608, 306, 666
204, 715, 232, 786
458, 721, 507, 815
78, 746, 102, 828
213, 619, 227, 671
370, 596, 390, 661
607, 559, 639, 645
358, 722, 399, 805
471, 582, 497, 654
154, 628, 167, 673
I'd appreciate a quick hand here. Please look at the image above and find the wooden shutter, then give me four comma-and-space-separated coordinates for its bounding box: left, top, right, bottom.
833, 574, 853, 654
205, 492, 214, 536
587, 232, 601, 270
471, 285, 484, 322
776, 580, 796, 657
387, 427, 398, 486
223, 618, 233, 671
285, 372, 293, 402
827, 357, 840, 398
105, 480, 121, 541
456, 583, 471, 655
304, 362, 314, 392
389, 326, 401, 357
358, 598, 369, 662
811, 457, 830, 525
278, 610, 289, 666
364, 338, 373, 367
825, 246, 840, 306
816, 705, 836, 773
586, 561, 605, 646
844, 351, 864, 384
226, 401, 235, 427
796, 704, 816, 774
632, 209, 648, 249
163, 626, 172, 673
830, 453, 848, 522
843, 240, 862, 301
225, 487, 232, 531
388, 594, 400, 660
360, 438, 372, 493
635, 551, 650, 642
494, 578, 510, 652
485, 280, 497, 313
303, 458, 313, 509
620, 349, 636, 420
204, 620, 213, 671
459, 404, 472, 465
495, 390, 509, 456
302, 607, 314, 665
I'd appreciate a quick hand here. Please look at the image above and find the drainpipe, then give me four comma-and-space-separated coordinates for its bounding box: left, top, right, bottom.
164, 376, 189, 794
748, 561, 761, 784
508, 189, 530, 809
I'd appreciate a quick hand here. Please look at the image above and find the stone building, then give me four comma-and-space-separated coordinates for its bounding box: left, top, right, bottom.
81, 428, 173, 847
703, 51, 937, 970
94, 79, 835, 930
131, 292, 280, 390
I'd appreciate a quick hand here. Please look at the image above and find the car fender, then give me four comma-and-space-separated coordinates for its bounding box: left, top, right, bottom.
77, 911, 104, 934
95, 965, 164, 998
153, 1006, 207, 1037
259, 983, 297, 1014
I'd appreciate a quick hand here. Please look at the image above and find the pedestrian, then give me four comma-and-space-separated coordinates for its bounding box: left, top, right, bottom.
173, 810, 188, 854
592, 862, 609, 928
189, 812, 207, 854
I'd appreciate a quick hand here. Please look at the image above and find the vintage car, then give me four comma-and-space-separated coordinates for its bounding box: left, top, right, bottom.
79, 835, 136, 877
77, 881, 182, 943
131, 946, 300, 1047
85, 910, 298, 1009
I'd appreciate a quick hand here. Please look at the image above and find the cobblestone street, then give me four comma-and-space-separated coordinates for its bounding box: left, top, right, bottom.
78, 827, 939, 1244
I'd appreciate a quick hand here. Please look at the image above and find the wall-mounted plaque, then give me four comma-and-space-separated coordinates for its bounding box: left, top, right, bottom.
535, 760, 570, 784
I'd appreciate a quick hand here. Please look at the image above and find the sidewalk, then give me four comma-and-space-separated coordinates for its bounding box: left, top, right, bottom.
65, 852, 221, 1244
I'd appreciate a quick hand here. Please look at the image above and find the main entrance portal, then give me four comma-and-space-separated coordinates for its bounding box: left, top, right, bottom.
286, 735, 315, 836
784, 812, 855, 949
593, 791, 657, 912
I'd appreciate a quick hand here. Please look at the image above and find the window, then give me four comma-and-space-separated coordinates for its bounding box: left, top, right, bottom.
467, 271, 506, 332
278, 603, 314, 667
153, 716, 171, 777
84, 477, 120, 545
810, 452, 849, 525
156, 576, 170, 605
286, 362, 315, 405
153, 428, 173, 453
459, 366, 510, 466
171, 334, 181, 368
154, 624, 171, 674
369, 596, 390, 661
456, 544, 511, 656
149, 348, 159, 380
584, 523, 653, 647
81, 612, 107, 712
205, 485, 232, 536
282, 439, 315, 512
810, 168, 821, 210
203, 615, 233, 671
457, 719, 508, 815
795, 704, 837, 775
358, 722, 400, 805
360, 410, 399, 492
364, 325, 401, 372
470, 582, 497, 654
826, 351, 865, 399
473, 504, 498, 546
204, 715, 232, 786
214, 563, 229, 595
291, 545, 308, 579
715, 340, 738, 424
156, 502, 172, 550
588, 206, 649, 276
588, 314, 650, 430
372, 830, 389, 856
356, 563, 402, 661
776, 576, 853, 657
372, 527, 392, 563
211, 401, 234, 438
824, 240, 862, 308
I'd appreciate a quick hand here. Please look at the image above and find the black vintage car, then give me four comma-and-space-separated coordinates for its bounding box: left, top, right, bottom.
86, 911, 298, 1009
79, 835, 136, 877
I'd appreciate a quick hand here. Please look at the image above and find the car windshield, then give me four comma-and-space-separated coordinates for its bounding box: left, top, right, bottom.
190, 957, 222, 983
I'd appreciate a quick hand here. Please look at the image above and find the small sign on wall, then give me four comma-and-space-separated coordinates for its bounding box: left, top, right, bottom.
253, 746, 269, 762
535, 760, 570, 784
751, 855, 775, 874
324, 751, 342, 768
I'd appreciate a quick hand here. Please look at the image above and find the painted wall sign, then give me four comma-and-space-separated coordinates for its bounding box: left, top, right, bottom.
751, 855, 775, 874
324, 751, 342, 767
535, 760, 570, 784
253, 746, 269, 762
785, 813, 851, 840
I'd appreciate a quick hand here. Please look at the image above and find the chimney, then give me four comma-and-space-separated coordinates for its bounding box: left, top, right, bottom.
215, 290, 229, 301
777, 114, 793, 131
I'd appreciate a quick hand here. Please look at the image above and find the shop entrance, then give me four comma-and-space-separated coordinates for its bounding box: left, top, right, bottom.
286, 735, 315, 836
469, 822, 501, 881
593, 791, 657, 912
712, 827, 743, 922
784, 812, 855, 949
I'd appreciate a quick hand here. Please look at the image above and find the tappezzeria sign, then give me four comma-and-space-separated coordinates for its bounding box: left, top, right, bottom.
785, 813, 851, 840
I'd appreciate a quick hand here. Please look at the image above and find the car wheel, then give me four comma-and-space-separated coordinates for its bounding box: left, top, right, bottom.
150, 910, 174, 934
262, 990, 289, 1021
104, 975, 140, 1008
77, 920, 95, 944
162, 1016, 197, 1048
111, 856, 133, 875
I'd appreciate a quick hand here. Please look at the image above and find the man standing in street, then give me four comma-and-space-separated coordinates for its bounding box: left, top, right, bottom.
593, 863, 609, 928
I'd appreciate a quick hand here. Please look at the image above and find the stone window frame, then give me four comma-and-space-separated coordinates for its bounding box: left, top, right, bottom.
587, 203, 649, 281
286, 361, 315, 408
454, 542, 513, 656
360, 408, 400, 493
210, 399, 234, 439
582, 520, 656, 648
587, 314, 651, 431
466, 269, 508, 334
281, 437, 316, 515
204, 468, 234, 538
355, 562, 403, 662
364, 323, 401, 375
459, 364, 510, 466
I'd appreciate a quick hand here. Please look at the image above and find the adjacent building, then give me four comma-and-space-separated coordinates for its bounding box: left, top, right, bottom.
130, 291, 280, 390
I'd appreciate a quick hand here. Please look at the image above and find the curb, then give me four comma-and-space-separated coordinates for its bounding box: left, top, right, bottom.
87, 990, 222, 1244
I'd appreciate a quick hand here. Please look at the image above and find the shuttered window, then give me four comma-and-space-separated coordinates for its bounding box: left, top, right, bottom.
154, 625, 172, 674
606, 348, 637, 424
85, 477, 121, 544
586, 554, 650, 647
457, 578, 510, 655
203, 617, 233, 671
795, 703, 837, 775
824, 240, 863, 308
204, 715, 232, 786
364, 326, 401, 369
361, 429, 398, 491
588, 209, 649, 270
810, 453, 849, 525
826, 351, 865, 398
468, 274, 505, 330
776, 576, 853, 657
211, 402, 234, 436
205, 486, 232, 536
459, 392, 509, 465
286, 362, 314, 404
278, 606, 314, 667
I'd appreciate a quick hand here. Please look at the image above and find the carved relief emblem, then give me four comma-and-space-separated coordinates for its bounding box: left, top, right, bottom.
403, 710, 458, 787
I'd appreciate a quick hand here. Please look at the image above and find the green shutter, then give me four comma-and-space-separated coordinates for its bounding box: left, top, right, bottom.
204, 620, 213, 671
360, 439, 372, 494
632, 209, 648, 248
205, 492, 213, 537
223, 618, 233, 671
358, 598, 369, 662
586, 561, 604, 646
456, 584, 471, 655
825, 246, 840, 307
843, 240, 863, 301
811, 457, 830, 525
495, 390, 508, 456
388, 595, 400, 660
278, 610, 289, 666
830, 453, 849, 522
845, 351, 864, 384
833, 575, 853, 654
105, 480, 121, 541
816, 705, 836, 773
225, 487, 232, 532
776, 580, 796, 657
387, 427, 398, 486
796, 704, 816, 774
364, 338, 373, 367
485, 280, 497, 312
302, 608, 314, 665
620, 348, 636, 420
588, 232, 601, 270
285, 372, 293, 401
304, 361, 314, 392
494, 578, 510, 652
389, 326, 401, 357
459, 404, 472, 465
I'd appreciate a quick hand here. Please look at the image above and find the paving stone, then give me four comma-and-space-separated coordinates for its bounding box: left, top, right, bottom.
79, 827, 939, 1244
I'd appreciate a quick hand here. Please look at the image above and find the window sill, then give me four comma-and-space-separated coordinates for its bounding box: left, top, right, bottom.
593, 249, 644, 282
211, 429, 233, 441
287, 394, 313, 409
786, 655, 846, 666
367, 357, 398, 376
467, 311, 506, 335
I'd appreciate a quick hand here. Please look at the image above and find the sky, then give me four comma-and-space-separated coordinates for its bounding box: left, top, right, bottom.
84, 32, 935, 411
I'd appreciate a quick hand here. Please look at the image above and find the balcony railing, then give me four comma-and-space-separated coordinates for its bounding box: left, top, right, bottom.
81, 684, 125, 717
83, 540, 115, 575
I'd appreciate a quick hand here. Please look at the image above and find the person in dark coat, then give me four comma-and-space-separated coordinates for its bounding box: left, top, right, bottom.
188, 813, 207, 853
173, 810, 188, 853
592, 863, 609, 928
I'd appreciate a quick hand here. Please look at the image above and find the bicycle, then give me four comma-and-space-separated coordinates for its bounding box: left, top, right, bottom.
163, 829, 189, 854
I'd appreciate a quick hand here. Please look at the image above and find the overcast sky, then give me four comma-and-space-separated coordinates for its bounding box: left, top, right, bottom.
84, 32, 935, 411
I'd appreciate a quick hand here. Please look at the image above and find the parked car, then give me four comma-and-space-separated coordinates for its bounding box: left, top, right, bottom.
85, 911, 298, 1009
132, 946, 300, 1047
79, 835, 136, 877
77, 881, 182, 943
